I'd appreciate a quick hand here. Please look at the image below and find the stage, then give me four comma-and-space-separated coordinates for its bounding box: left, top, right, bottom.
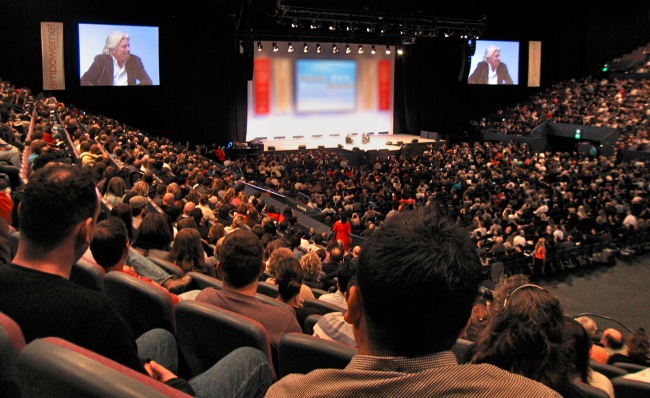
257, 133, 442, 151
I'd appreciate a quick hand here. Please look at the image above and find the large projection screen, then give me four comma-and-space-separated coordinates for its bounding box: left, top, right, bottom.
246, 41, 395, 141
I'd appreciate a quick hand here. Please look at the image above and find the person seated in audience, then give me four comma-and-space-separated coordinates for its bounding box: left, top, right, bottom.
267, 206, 559, 397
318, 260, 355, 311
607, 327, 650, 367
299, 251, 325, 290
563, 317, 614, 398
128, 194, 148, 230
166, 227, 215, 278
274, 257, 321, 332
131, 213, 174, 261
575, 316, 610, 364
0, 165, 274, 397
195, 229, 302, 353
601, 328, 627, 356
472, 284, 582, 397
265, 246, 315, 303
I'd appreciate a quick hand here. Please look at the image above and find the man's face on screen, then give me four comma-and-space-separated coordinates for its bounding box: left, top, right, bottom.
112, 38, 131, 65
488, 50, 501, 69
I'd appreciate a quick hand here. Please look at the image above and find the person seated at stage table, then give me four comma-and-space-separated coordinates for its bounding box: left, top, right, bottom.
345, 134, 353, 144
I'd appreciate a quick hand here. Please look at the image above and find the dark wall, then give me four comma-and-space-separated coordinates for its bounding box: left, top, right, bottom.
2, 1, 649, 145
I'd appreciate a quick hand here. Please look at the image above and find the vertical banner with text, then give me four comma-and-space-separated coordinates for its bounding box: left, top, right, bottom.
378, 60, 391, 111
254, 58, 271, 115
528, 41, 542, 88
41, 22, 65, 90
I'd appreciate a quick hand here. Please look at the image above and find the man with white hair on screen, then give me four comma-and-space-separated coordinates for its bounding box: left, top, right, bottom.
468, 44, 513, 85
81, 30, 152, 86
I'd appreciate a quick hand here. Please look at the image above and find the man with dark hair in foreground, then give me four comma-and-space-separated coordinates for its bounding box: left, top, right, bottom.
0, 165, 273, 397
267, 206, 560, 397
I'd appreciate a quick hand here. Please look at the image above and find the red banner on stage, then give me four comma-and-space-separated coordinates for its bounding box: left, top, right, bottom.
378, 60, 391, 111
254, 58, 271, 115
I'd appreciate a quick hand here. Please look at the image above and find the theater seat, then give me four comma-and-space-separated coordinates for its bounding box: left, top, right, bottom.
174, 300, 274, 378
303, 298, 345, 315
611, 375, 650, 398
16, 337, 191, 398
257, 281, 279, 298
278, 333, 357, 378
103, 271, 176, 337
186, 271, 223, 291
450, 338, 476, 364
572, 381, 610, 398
70, 257, 106, 292
0, 311, 25, 397
589, 360, 628, 379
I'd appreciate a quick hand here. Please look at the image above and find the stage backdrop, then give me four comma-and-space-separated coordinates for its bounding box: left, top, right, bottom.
246, 41, 395, 141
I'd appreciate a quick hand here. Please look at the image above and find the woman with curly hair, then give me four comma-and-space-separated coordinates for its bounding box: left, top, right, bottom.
167, 228, 215, 277
299, 251, 325, 290
472, 284, 581, 397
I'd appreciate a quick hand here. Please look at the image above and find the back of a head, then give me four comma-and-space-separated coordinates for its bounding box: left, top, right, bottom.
336, 259, 357, 293
90, 218, 128, 270
20, 165, 97, 251
133, 213, 172, 250
563, 317, 591, 383
357, 205, 481, 356
275, 257, 303, 301
168, 227, 204, 273
627, 327, 649, 361
218, 229, 264, 288
474, 285, 569, 392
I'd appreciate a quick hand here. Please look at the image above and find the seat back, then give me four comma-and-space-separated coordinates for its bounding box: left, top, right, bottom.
70, 257, 106, 292
257, 281, 279, 298
303, 314, 322, 336
590, 360, 628, 379
255, 293, 295, 313
16, 337, 191, 398
303, 298, 345, 315
103, 271, 176, 337
451, 338, 476, 364
611, 362, 648, 373
310, 288, 328, 299
187, 271, 223, 291
0, 311, 25, 397
611, 375, 650, 398
174, 300, 273, 377
572, 381, 610, 398
147, 256, 185, 278
278, 333, 357, 378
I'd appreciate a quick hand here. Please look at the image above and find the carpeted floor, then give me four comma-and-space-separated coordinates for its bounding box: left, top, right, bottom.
538, 253, 650, 333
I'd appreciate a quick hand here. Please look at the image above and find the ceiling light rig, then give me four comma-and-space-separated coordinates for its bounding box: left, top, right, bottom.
270, 1, 487, 45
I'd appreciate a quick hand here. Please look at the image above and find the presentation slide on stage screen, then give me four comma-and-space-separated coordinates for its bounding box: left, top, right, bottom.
467, 40, 519, 85
78, 23, 160, 86
246, 41, 394, 141
295, 60, 357, 112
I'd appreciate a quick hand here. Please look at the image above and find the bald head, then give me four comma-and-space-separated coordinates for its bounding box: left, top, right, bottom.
602, 328, 624, 349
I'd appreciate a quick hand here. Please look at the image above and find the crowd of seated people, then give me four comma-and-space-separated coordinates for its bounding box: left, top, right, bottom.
1, 42, 649, 389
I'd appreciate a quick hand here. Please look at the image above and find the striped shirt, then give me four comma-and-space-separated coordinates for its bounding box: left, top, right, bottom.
267, 351, 561, 398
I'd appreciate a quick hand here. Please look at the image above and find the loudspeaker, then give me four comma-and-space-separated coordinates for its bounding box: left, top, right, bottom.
428, 132, 438, 140
386, 141, 392, 145
396, 141, 403, 145
337, 144, 344, 149
268, 146, 275, 151
298, 145, 306, 150
317, 145, 325, 149
411, 139, 418, 143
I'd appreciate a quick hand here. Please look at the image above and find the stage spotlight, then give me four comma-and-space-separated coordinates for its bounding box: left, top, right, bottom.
385, 46, 391, 55
371, 45, 376, 54
397, 47, 404, 55
288, 43, 294, 53
316, 44, 322, 53
303, 43, 309, 53
332, 44, 338, 54
345, 44, 351, 54
329, 24, 336, 31
257, 42, 262, 51
272, 42, 278, 52
358, 45, 363, 54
